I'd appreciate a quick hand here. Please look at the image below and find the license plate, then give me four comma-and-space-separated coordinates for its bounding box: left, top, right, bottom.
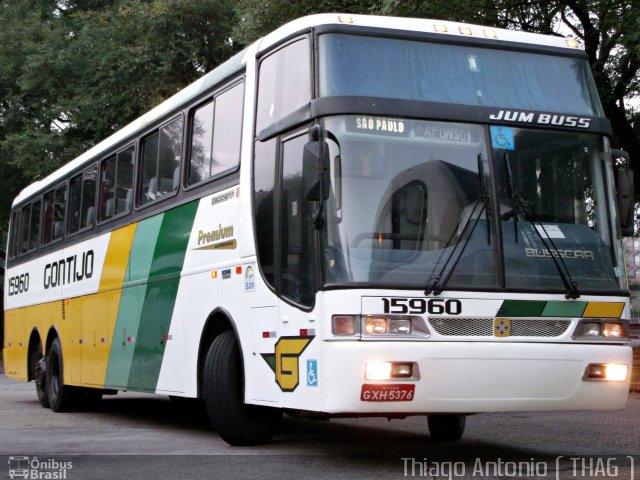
360, 384, 415, 402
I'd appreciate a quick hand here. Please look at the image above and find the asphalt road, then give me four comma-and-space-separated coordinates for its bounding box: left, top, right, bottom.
0, 366, 638, 480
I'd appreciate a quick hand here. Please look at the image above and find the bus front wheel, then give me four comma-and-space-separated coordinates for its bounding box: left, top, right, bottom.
203, 330, 282, 445
427, 414, 466, 441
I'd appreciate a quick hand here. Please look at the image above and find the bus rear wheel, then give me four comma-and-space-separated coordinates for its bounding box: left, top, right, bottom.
427, 414, 466, 441
30, 340, 49, 408
203, 330, 281, 445
45, 338, 78, 412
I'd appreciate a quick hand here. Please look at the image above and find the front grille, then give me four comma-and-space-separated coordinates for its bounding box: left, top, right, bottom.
428, 317, 572, 337
429, 318, 493, 336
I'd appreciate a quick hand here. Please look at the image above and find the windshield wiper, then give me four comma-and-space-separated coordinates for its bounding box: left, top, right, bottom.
425, 154, 490, 296
502, 153, 580, 299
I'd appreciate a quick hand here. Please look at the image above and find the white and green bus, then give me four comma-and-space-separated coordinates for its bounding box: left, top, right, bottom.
3, 14, 634, 445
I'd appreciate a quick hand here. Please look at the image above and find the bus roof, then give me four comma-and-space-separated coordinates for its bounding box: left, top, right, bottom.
14, 13, 581, 206
256, 13, 580, 54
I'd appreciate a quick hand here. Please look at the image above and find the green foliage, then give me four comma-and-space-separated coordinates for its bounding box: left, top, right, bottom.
0, 0, 238, 239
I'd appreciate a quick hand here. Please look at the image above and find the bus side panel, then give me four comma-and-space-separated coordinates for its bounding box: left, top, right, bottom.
3, 301, 66, 382
3, 311, 24, 379
63, 224, 137, 387
156, 189, 245, 396
105, 201, 197, 392
105, 217, 161, 389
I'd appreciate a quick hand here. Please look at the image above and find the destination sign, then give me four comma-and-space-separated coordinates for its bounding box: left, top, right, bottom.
350, 116, 478, 143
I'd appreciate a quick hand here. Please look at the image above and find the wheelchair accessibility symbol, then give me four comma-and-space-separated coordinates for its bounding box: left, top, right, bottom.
490, 126, 515, 150
307, 359, 318, 387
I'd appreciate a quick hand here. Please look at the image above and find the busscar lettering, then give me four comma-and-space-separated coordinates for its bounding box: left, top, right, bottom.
43, 250, 94, 289
489, 110, 592, 129
525, 248, 594, 260
211, 190, 235, 206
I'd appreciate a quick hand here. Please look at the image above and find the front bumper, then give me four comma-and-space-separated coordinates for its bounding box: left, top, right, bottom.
321, 341, 631, 414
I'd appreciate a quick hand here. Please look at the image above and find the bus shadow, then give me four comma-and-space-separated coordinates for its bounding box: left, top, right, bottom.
87, 393, 562, 462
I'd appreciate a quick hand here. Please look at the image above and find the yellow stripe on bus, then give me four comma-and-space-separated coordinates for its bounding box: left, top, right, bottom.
583, 302, 625, 318
77, 223, 137, 386
99, 223, 137, 292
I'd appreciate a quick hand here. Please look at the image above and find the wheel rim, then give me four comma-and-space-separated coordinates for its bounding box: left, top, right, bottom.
50, 353, 60, 399
35, 355, 45, 390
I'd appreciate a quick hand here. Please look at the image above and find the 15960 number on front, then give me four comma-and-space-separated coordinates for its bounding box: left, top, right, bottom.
381, 298, 462, 315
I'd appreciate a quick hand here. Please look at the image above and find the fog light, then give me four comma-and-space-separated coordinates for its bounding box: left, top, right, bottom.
603, 322, 623, 338
585, 363, 628, 381
390, 363, 413, 378
333, 315, 357, 335
365, 317, 388, 334
366, 361, 392, 380
604, 364, 628, 381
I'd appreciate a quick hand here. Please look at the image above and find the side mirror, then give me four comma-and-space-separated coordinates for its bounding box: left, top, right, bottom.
612, 149, 635, 236
303, 129, 330, 201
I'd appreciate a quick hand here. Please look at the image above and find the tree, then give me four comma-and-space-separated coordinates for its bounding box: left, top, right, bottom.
0, 0, 238, 239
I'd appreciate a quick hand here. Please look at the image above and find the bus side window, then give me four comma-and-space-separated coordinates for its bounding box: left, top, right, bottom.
188, 82, 244, 186
52, 185, 66, 241
253, 139, 277, 289
42, 190, 55, 245
99, 145, 134, 222
256, 37, 310, 134
9, 210, 20, 259
68, 165, 97, 235
28, 199, 41, 252
280, 133, 315, 307
19, 203, 32, 255
139, 116, 183, 206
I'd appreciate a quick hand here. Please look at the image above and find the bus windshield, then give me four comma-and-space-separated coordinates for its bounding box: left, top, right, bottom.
321, 116, 625, 294
319, 33, 603, 116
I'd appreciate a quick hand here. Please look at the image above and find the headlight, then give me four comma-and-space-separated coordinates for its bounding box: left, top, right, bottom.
573, 319, 628, 341
603, 322, 624, 338
364, 315, 419, 336
332, 315, 430, 338
581, 322, 601, 337
365, 317, 388, 334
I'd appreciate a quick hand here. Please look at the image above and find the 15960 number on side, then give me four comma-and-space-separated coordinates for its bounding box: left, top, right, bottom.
381, 298, 462, 315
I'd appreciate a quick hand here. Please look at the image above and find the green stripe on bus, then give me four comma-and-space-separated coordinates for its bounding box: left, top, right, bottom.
105, 214, 164, 388
497, 300, 546, 317
127, 200, 198, 391
541, 301, 586, 317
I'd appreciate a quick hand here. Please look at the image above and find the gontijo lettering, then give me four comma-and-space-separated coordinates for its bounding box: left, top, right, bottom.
43, 250, 94, 289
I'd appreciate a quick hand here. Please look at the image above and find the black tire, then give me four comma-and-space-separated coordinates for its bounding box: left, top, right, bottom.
30, 340, 49, 408
427, 414, 466, 441
45, 338, 77, 412
203, 330, 282, 445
